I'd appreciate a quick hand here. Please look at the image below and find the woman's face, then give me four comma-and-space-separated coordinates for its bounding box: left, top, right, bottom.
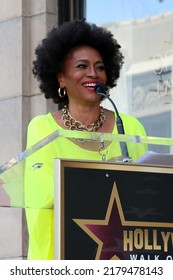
58, 45, 107, 105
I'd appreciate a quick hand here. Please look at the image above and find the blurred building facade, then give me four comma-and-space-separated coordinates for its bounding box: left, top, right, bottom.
103, 11, 173, 148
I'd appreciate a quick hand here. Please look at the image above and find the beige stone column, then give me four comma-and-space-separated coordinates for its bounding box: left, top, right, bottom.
0, 0, 57, 259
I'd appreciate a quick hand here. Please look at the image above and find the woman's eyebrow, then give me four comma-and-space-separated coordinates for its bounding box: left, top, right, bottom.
75, 59, 104, 64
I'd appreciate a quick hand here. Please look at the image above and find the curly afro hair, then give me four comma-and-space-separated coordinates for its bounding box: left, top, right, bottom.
32, 19, 124, 105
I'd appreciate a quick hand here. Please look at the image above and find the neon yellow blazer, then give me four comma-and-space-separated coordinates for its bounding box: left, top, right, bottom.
25, 112, 147, 259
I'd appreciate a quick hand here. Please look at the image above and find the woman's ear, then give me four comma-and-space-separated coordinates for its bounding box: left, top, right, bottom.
57, 73, 65, 88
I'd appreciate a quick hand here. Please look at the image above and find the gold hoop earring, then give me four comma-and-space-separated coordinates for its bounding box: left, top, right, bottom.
58, 87, 66, 98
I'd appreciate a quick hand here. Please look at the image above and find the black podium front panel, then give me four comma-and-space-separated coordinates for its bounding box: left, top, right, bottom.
55, 160, 173, 260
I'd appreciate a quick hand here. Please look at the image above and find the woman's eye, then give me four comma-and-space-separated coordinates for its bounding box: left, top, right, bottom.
97, 65, 105, 71
77, 64, 87, 69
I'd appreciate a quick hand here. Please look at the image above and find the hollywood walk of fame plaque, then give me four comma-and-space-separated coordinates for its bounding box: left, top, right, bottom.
54, 159, 173, 260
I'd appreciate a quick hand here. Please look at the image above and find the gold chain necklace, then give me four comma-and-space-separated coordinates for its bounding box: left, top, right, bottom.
61, 105, 106, 131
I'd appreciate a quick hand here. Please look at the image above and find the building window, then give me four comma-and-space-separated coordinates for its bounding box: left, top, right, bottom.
58, 0, 86, 25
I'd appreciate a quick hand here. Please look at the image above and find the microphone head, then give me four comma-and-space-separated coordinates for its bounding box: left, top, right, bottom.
94, 82, 106, 94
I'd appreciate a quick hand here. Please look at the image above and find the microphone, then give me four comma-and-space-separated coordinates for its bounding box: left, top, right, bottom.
94, 82, 131, 162
95, 83, 125, 133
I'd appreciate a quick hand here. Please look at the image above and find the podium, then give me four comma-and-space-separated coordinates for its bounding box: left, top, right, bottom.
0, 130, 173, 259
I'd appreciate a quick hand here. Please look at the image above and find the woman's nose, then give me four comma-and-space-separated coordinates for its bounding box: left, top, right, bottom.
87, 66, 98, 77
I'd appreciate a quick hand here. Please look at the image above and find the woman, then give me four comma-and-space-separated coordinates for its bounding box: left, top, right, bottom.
25, 19, 147, 259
